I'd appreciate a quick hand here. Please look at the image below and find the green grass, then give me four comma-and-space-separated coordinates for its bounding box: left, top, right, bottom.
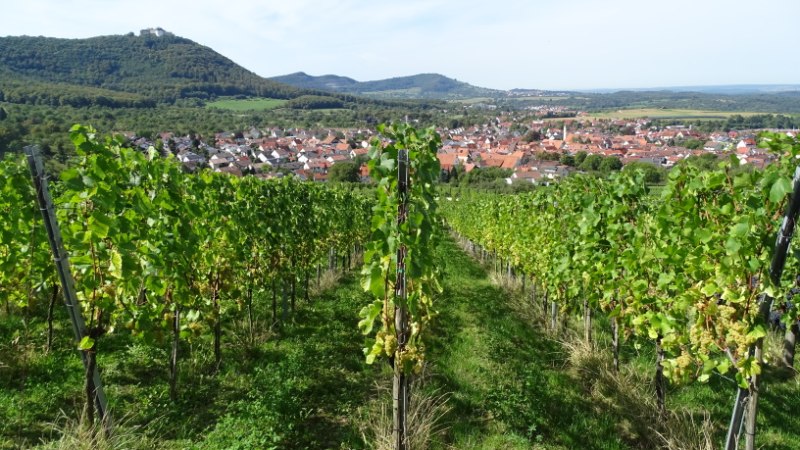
425, 238, 627, 449
455, 97, 494, 105
205, 97, 287, 111
2, 237, 800, 449
0, 272, 379, 449
507, 96, 569, 102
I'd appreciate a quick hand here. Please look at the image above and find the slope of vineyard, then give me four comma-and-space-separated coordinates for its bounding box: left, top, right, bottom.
4, 229, 800, 448
2, 127, 800, 449
0, 125, 375, 447
440, 132, 800, 448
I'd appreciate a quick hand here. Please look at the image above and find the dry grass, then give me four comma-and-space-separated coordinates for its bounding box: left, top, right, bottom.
564, 338, 714, 450
357, 374, 452, 450
229, 317, 276, 358
654, 410, 715, 450
309, 268, 345, 298
35, 412, 158, 450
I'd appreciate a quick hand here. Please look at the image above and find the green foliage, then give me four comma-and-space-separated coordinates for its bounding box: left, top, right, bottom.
359, 123, 442, 373
598, 156, 622, 172
622, 161, 666, 184
574, 150, 588, 166
328, 161, 361, 183
535, 151, 561, 161
0, 100, 454, 161
578, 153, 603, 171
460, 166, 512, 185
0, 153, 51, 309
521, 129, 542, 142
575, 153, 623, 174
285, 95, 345, 110
0, 34, 431, 112
442, 132, 800, 389
0, 124, 373, 419
0, 34, 300, 105
678, 138, 705, 150
677, 152, 720, 171
272, 72, 503, 100
549, 91, 800, 114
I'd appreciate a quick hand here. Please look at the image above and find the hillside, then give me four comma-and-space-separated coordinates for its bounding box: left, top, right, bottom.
271, 72, 504, 99
270, 72, 360, 92
0, 33, 307, 106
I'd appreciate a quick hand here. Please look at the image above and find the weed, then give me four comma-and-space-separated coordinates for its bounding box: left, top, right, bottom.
35, 411, 160, 450
357, 374, 452, 450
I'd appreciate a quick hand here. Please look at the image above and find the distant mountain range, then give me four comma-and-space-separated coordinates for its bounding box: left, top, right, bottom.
270, 72, 800, 99
0, 33, 411, 110
0, 31, 797, 109
270, 72, 504, 99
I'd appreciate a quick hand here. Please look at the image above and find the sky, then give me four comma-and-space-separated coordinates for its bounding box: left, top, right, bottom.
3, 0, 799, 91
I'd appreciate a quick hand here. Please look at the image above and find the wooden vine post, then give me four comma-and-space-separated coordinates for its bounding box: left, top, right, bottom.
393, 148, 410, 450
725, 162, 800, 450
24, 146, 110, 428
359, 123, 441, 450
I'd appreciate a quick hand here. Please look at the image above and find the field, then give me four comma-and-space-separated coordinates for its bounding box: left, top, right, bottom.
205, 97, 287, 111
454, 97, 494, 105
508, 96, 573, 102
581, 108, 769, 120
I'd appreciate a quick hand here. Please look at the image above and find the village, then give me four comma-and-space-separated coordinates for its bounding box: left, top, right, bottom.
125, 114, 784, 185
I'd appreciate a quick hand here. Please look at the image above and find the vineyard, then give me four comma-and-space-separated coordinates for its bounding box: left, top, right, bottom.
1, 125, 375, 447
1, 126, 800, 449
441, 132, 800, 450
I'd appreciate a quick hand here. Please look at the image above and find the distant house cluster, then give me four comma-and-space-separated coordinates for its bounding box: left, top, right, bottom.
121, 114, 793, 185
433, 116, 787, 185
125, 127, 372, 182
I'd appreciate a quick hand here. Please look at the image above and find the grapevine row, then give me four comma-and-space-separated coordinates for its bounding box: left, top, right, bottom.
441, 132, 800, 448
0, 124, 371, 418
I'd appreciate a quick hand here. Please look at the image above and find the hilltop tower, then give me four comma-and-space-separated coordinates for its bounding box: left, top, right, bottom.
140, 27, 172, 37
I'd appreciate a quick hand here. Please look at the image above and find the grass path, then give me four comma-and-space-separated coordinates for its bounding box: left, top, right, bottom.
423, 237, 627, 449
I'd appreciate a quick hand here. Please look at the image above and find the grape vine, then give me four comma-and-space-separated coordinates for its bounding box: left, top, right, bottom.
442, 132, 800, 448
359, 123, 441, 449
1, 124, 372, 420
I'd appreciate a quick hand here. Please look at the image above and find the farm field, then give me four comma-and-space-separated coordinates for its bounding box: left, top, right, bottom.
205, 97, 288, 111
581, 108, 769, 120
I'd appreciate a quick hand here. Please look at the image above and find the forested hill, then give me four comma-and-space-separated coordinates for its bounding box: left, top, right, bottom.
271, 72, 504, 99
271, 72, 360, 92
0, 33, 307, 107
